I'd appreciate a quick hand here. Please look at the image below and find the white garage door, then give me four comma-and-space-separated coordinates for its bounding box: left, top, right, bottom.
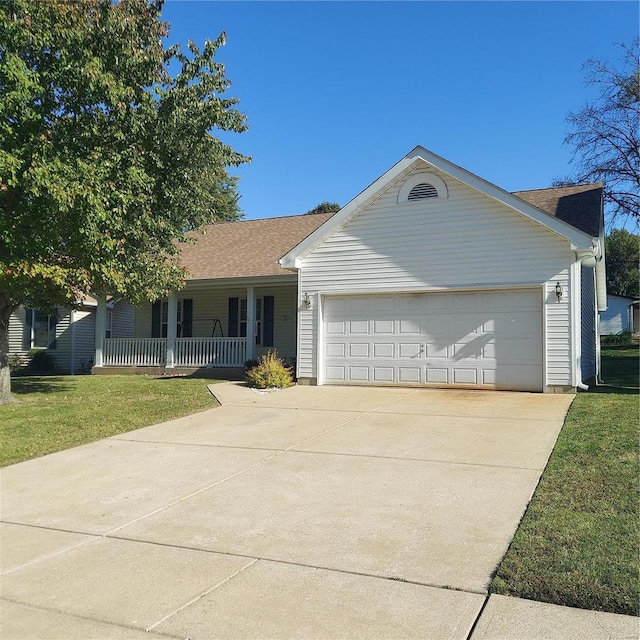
323, 290, 542, 391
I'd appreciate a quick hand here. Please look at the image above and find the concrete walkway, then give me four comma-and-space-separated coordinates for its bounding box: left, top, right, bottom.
1, 382, 637, 639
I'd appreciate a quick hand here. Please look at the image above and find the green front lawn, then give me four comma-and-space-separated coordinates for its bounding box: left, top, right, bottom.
492, 345, 639, 616
0, 375, 221, 467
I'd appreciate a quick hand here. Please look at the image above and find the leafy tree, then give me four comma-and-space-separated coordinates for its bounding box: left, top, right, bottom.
305, 201, 341, 215
605, 229, 639, 298
562, 40, 639, 227
0, 0, 249, 402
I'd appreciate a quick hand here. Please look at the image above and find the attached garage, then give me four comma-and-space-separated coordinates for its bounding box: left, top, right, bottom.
280, 146, 606, 393
322, 290, 543, 391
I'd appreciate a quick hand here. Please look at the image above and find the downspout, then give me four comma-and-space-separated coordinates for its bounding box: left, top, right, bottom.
574, 239, 601, 391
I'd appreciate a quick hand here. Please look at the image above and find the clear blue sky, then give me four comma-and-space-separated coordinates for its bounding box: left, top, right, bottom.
161, 1, 638, 222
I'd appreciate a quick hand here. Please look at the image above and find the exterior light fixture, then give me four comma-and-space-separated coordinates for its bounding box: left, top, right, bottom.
302, 292, 312, 309
555, 282, 563, 302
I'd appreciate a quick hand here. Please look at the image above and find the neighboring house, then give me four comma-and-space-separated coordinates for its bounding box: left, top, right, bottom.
8, 298, 133, 374
599, 294, 639, 335
94, 146, 606, 392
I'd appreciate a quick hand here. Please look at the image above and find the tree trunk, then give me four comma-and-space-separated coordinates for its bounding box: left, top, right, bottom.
0, 301, 18, 404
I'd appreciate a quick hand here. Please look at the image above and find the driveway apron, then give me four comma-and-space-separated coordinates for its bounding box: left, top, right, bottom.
1, 383, 574, 639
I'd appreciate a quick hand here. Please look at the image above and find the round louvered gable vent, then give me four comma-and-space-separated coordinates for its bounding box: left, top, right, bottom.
407, 183, 438, 200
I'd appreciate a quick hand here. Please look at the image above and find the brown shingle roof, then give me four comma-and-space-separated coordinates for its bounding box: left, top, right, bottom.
180, 213, 335, 280
512, 183, 603, 238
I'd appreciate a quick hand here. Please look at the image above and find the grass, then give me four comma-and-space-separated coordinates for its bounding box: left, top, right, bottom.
491, 345, 639, 616
0, 375, 221, 467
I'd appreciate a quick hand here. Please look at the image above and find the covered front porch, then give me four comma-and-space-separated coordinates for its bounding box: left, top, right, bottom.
92, 278, 299, 373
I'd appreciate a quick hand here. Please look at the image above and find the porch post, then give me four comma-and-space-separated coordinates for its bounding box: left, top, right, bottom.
166, 292, 178, 368
94, 296, 107, 368
246, 286, 255, 362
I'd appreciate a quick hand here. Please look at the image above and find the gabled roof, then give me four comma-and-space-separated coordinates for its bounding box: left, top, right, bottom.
280, 146, 601, 269
513, 183, 604, 238
180, 212, 335, 280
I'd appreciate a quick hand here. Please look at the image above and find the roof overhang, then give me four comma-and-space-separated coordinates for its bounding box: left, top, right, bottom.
280, 146, 597, 269
183, 273, 297, 290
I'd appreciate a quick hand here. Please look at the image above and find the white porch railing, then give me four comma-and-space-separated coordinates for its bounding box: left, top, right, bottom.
103, 338, 166, 367
173, 337, 247, 368
102, 337, 246, 368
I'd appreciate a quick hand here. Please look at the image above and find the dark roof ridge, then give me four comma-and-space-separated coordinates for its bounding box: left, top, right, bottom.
512, 182, 604, 194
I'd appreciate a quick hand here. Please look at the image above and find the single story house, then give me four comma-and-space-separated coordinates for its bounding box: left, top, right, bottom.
91, 146, 606, 392
599, 294, 639, 335
8, 298, 133, 374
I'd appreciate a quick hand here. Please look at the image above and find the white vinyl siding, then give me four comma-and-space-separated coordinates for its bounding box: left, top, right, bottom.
8, 305, 98, 374
298, 166, 574, 386
111, 301, 135, 338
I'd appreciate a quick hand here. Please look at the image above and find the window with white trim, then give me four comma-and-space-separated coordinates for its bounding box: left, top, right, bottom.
160, 300, 182, 339
239, 297, 263, 345
32, 310, 51, 348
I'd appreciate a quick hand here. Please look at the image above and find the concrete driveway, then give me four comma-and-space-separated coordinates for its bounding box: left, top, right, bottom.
1, 383, 574, 639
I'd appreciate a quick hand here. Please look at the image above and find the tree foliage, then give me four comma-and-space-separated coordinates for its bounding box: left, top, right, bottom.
305, 201, 341, 215
562, 40, 639, 227
0, 0, 250, 401
605, 229, 639, 298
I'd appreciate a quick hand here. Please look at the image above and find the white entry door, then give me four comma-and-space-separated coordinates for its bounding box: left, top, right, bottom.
322, 290, 542, 391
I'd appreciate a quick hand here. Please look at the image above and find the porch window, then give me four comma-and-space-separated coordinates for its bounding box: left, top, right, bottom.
151, 299, 193, 338
239, 298, 263, 345
228, 296, 274, 346
161, 300, 182, 339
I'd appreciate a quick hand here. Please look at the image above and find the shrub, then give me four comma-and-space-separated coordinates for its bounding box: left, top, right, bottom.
8, 353, 26, 372
27, 349, 56, 374
601, 331, 633, 346
245, 350, 293, 389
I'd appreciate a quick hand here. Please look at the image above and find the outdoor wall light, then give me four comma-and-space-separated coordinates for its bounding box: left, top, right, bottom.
302, 292, 312, 310
555, 282, 563, 302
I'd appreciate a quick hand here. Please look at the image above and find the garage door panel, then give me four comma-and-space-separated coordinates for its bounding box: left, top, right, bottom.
323, 291, 542, 391
373, 320, 394, 334
425, 343, 448, 358
349, 343, 369, 358
426, 368, 448, 383
373, 367, 394, 382
349, 366, 369, 381
326, 321, 346, 335
373, 343, 394, 358
399, 368, 421, 382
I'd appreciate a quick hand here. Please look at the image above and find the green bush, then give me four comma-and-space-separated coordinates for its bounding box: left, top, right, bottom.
601, 331, 633, 346
245, 350, 293, 389
8, 353, 26, 372
27, 349, 56, 374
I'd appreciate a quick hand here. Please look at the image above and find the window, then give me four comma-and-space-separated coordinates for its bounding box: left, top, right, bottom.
239, 298, 263, 345
151, 299, 192, 338
228, 296, 274, 347
24, 309, 56, 350
105, 312, 113, 339
160, 300, 182, 339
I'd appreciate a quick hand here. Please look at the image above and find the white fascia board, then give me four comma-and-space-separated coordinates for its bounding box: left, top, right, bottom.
279, 156, 421, 269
